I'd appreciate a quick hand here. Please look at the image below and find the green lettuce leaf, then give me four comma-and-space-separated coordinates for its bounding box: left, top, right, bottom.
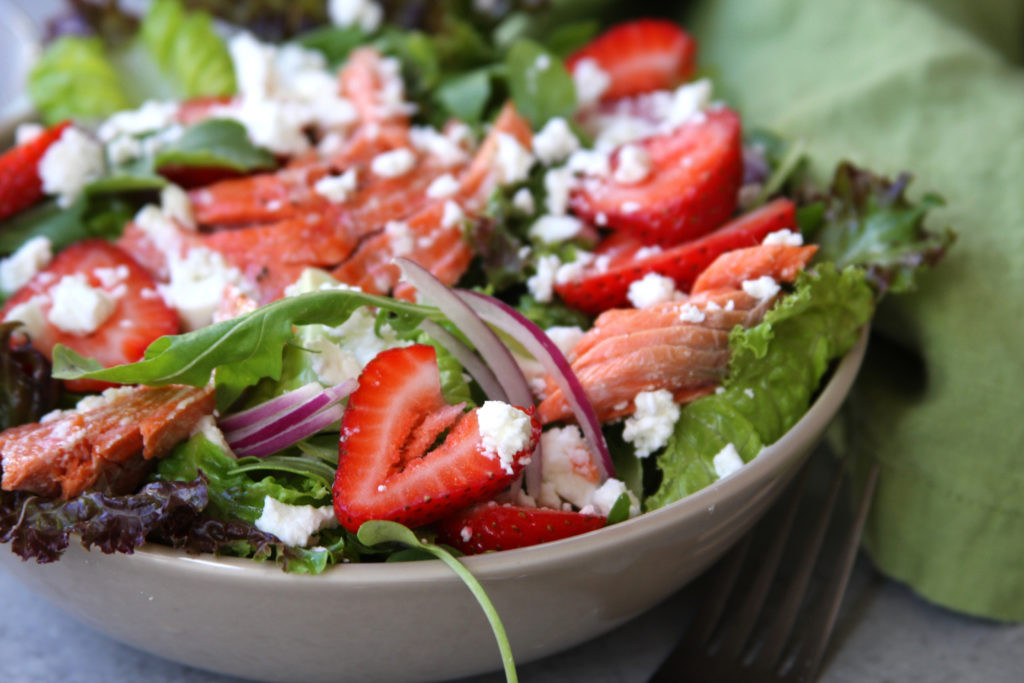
141, 0, 236, 98
646, 265, 874, 509
153, 119, 276, 172
806, 162, 956, 295
28, 36, 132, 125
505, 38, 577, 128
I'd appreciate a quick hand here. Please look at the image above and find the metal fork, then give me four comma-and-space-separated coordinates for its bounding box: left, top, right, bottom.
650, 457, 880, 683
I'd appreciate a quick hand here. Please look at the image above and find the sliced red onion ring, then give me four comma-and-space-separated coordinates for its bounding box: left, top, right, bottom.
218, 382, 323, 433
418, 319, 508, 402
232, 402, 346, 459
456, 290, 614, 482
395, 258, 533, 409
224, 380, 357, 448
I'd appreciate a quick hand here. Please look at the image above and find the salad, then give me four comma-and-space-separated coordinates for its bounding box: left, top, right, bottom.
0, 0, 950, 630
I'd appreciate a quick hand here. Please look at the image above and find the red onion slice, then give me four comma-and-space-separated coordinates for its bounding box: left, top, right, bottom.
224, 380, 357, 448
418, 319, 508, 402
456, 290, 614, 482
232, 402, 346, 459
218, 382, 323, 432
395, 258, 534, 409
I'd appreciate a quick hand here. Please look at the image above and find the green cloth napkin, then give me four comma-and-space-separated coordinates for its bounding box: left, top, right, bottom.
686, 0, 1024, 621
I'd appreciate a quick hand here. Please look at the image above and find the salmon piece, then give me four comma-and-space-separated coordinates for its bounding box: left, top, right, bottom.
692, 244, 818, 294
0, 384, 214, 499
538, 290, 773, 424
189, 161, 331, 228
116, 219, 203, 281
456, 102, 533, 211
328, 122, 412, 169
204, 211, 357, 268
339, 48, 412, 125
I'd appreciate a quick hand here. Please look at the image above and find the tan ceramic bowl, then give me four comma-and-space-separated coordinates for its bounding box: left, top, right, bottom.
0, 330, 867, 682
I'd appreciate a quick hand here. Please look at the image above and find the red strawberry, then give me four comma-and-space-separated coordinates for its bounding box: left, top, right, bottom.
333, 345, 541, 533
556, 198, 797, 314
0, 121, 71, 222
566, 19, 697, 102
570, 108, 743, 247
435, 502, 606, 554
0, 240, 180, 392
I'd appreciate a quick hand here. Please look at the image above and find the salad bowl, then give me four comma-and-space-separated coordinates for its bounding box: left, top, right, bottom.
0, 328, 867, 683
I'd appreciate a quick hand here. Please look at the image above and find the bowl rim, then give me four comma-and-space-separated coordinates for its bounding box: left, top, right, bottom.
108, 326, 869, 584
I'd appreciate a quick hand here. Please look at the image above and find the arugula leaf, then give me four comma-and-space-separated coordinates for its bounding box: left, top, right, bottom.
296, 25, 368, 66
154, 119, 276, 172
51, 290, 443, 407
357, 520, 518, 683
435, 68, 496, 125
605, 493, 632, 526
141, 0, 236, 98
505, 39, 577, 128
28, 36, 132, 125
646, 265, 875, 509
807, 163, 956, 295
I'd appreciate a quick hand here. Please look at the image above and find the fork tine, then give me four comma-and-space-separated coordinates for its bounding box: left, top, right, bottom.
714, 464, 812, 659
748, 460, 847, 671
781, 461, 880, 682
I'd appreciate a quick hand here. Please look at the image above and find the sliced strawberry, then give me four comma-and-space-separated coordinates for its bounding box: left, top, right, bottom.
175, 95, 235, 126
566, 19, 697, 102
435, 502, 606, 554
571, 108, 743, 247
0, 121, 71, 222
333, 345, 541, 533
556, 197, 797, 314
0, 240, 180, 392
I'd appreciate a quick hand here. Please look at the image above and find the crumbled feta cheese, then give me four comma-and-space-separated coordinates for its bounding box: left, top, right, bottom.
744, 388, 755, 399
0, 236, 52, 294
314, 169, 359, 203
712, 443, 744, 479
224, 98, 313, 156
667, 78, 713, 128
106, 135, 144, 166
14, 123, 44, 146
97, 101, 178, 142
511, 188, 536, 215
678, 302, 706, 323
385, 220, 414, 256
426, 173, 460, 199
627, 273, 680, 309
3, 295, 47, 340
591, 478, 640, 518
160, 248, 252, 331
567, 149, 610, 177
623, 389, 680, 457
255, 495, 339, 547
572, 58, 611, 108
545, 326, 584, 357
527, 254, 561, 303
495, 133, 535, 184
613, 144, 653, 185
725, 299, 735, 311
441, 200, 465, 229
318, 131, 347, 158
460, 525, 473, 543
371, 147, 416, 178
554, 250, 595, 286
538, 426, 600, 509
476, 401, 534, 474
47, 274, 116, 336
410, 126, 468, 167
327, 0, 384, 33
742, 276, 781, 300
634, 245, 662, 260
38, 127, 105, 208
191, 415, 234, 455
306, 337, 362, 386
92, 265, 129, 290
161, 184, 196, 230
595, 212, 607, 226
528, 215, 584, 245
620, 201, 641, 214
532, 117, 580, 165
762, 229, 804, 246
543, 166, 576, 215
705, 300, 721, 311
327, 305, 406, 366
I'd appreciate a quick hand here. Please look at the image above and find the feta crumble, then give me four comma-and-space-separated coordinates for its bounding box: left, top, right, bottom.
527, 254, 561, 303
327, 0, 384, 33
385, 220, 415, 256
161, 184, 196, 230
529, 215, 584, 244
545, 326, 584, 357
426, 173, 459, 199
441, 200, 465, 229
0, 236, 52, 294
537, 426, 600, 509
627, 273, 680, 309
496, 133, 535, 185
742, 276, 781, 300
543, 166, 576, 215
613, 144, 653, 185
477, 401, 534, 474
14, 123, 44, 146
623, 389, 680, 457
255, 495, 339, 547
762, 228, 804, 246
712, 443, 745, 479
678, 302, 706, 323
572, 58, 611, 108
410, 126, 468, 167
591, 478, 641, 518
567, 149, 610, 177
38, 127, 105, 208
512, 188, 536, 214
47, 274, 117, 336
314, 169, 359, 203
191, 415, 234, 456
3, 296, 48, 340
307, 337, 362, 386
532, 117, 580, 165
160, 247, 252, 331
371, 147, 417, 178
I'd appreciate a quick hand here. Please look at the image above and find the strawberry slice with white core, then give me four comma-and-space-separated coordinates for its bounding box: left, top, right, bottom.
333, 345, 541, 533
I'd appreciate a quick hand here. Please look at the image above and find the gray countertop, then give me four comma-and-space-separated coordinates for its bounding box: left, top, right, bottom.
2, 1, 1021, 680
